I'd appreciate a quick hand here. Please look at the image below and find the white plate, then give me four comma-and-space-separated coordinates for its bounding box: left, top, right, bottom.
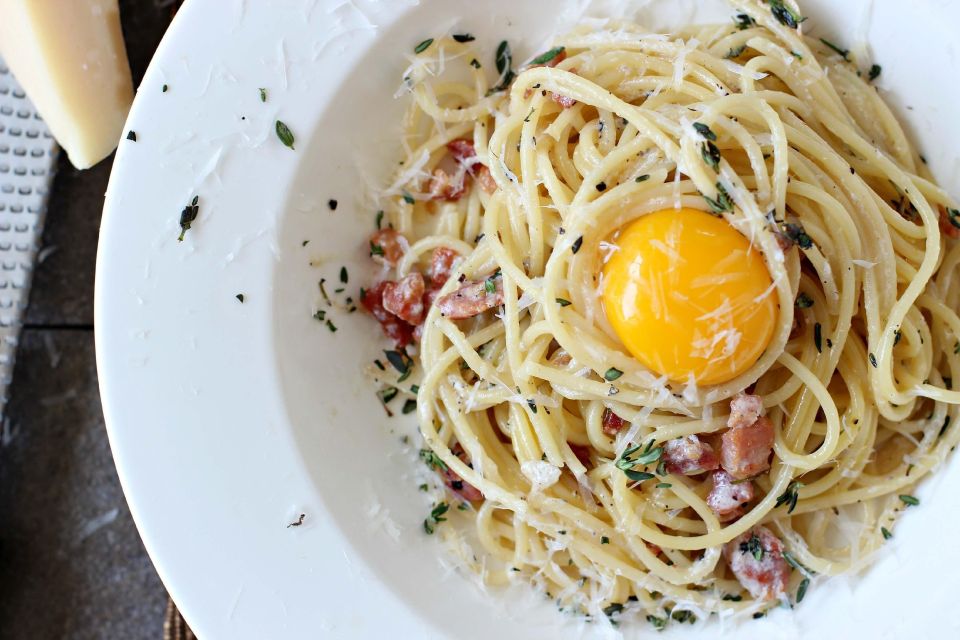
96, 0, 960, 637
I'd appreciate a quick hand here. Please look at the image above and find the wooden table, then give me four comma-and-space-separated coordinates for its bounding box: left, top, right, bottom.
0, 3, 176, 637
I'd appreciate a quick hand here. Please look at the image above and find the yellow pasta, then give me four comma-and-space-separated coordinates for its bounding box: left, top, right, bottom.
368, 0, 960, 624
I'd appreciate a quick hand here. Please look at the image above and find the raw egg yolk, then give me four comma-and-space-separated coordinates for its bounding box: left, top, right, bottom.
601, 208, 777, 385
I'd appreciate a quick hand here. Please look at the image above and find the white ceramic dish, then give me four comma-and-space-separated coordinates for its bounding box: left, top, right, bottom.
96, 0, 960, 637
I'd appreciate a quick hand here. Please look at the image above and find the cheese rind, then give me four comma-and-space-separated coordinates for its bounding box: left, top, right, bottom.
0, 0, 134, 169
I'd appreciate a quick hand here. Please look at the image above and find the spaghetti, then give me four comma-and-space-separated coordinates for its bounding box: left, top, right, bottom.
361, 0, 960, 625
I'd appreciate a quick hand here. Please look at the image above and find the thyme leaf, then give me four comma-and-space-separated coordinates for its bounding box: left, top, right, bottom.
414, 38, 434, 54
604, 367, 623, 381
531, 46, 566, 65
275, 120, 295, 149
774, 481, 804, 513
767, 0, 806, 29
819, 38, 850, 61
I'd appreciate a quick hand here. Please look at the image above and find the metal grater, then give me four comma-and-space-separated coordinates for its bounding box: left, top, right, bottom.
0, 55, 60, 418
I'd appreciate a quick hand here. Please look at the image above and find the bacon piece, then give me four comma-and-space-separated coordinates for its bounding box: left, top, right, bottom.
728, 393, 763, 430
447, 139, 477, 166
427, 247, 460, 287
476, 165, 497, 193
442, 443, 483, 501
551, 93, 576, 108
436, 277, 504, 319
369, 229, 407, 266
662, 435, 720, 476
602, 408, 626, 437
939, 206, 960, 239
360, 282, 415, 348
382, 273, 426, 325
447, 138, 496, 194
723, 527, 790, 601
427, 168, 467, 201
721, 416, 774, 480
707, 470, 754, 522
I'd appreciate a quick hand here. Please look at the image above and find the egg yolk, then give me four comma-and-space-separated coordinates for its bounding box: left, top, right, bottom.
601, 208, 777, 385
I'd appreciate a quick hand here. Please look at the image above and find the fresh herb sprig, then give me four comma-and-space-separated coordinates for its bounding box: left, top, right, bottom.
703, 183, 733, 214
616, 441, 663, 483
178, 196, 199, 242
774, 481, 804, 513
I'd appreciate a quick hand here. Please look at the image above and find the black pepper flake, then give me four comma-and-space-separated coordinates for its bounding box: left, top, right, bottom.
596, 181, 607, 192
236, 294, 245, 303
635, 174, 650, 183
162, 84, 169, 93
814, 322, 822, 353
869, 353, 877, 368
328, 199, 338, 211
339, 266, 348, 284
868, 64, 882, 82
527, 399, 538, 414
126, 131, 137, 141
571, 236, 583, 254
402, 398, 417, 414
453, 33, 475, 43
286, 513, 305, 528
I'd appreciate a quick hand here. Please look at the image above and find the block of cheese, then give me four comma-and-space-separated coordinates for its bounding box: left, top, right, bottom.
0, 0, 134, 169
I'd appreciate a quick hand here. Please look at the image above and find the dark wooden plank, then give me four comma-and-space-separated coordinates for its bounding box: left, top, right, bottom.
0, 329, 165, 639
